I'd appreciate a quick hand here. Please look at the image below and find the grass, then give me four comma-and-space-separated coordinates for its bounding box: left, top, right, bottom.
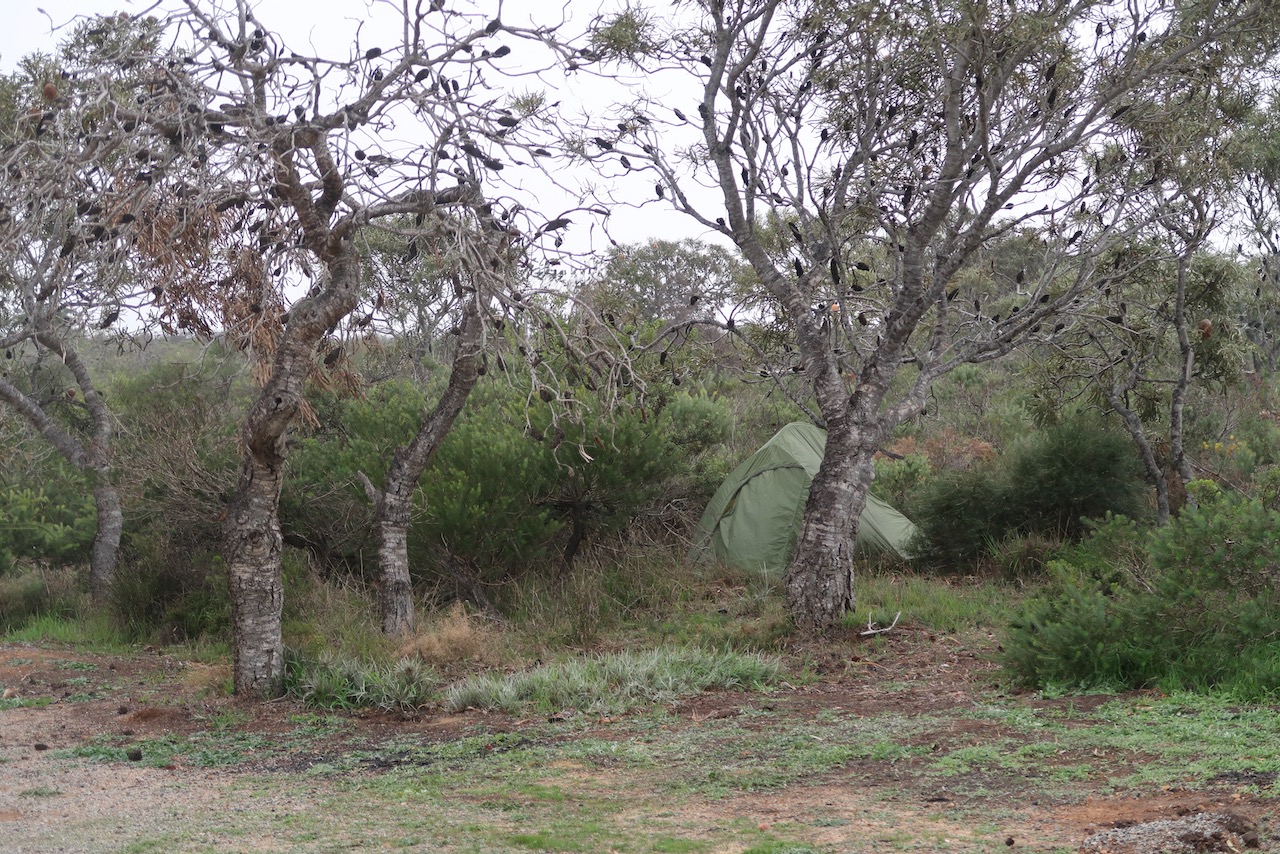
846, 571, 1024, 634
6, 568, 1280, 852
443, 647, 782, 715
4, 611, 129, 649
285, 652, 440, 712
18, 786, 62, 797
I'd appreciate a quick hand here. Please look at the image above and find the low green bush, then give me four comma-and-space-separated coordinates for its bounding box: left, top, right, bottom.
909, 419, 1146, 573
1005, 489, 1280, 699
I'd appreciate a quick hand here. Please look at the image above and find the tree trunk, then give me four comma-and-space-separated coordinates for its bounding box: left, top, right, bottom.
225, 454, 286, 697
784, 432, 875, 631
224, 251, 363, 697
0, 328, 122, 600
366, 297, 485, 637
1169, 249, 1197, 513
1108, 387, 1170, 526
89, 479, 122, 600
375, 488, 415, 637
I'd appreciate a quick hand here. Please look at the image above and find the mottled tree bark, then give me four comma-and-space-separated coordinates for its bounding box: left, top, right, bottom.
363, 298, 484, 637
785, 438, 877, 631
224, 252, 362, 697
89, 479, 123, 600
224, 453, 287, 696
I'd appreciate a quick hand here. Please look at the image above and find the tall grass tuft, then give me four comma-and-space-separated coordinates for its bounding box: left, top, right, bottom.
0, 567, 82, 632
281, 554, 394, 662
443, 646, 782, 715
395, 602, 509, 674
285, 652, 440, 712
847, 571, 1024, 635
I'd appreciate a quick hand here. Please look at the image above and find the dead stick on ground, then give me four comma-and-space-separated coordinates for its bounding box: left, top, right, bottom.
860, 611, 901, 637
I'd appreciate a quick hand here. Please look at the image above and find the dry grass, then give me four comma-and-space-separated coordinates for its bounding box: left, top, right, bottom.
395, 603, 509, 674
180, 662, 233, 697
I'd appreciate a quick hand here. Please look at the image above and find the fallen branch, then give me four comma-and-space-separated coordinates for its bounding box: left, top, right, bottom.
860, 611, 901, 637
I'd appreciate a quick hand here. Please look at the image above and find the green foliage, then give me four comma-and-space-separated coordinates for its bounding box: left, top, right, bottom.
1005, 419, 1147, 539
285, 652, 440, 712
653, 392, 736, 513
908, 467, 1010, 571
872, 452, 931, 508
281, 552, 393, 662
909, 419, 1147, 573
286, 377, 728, 592
1006, 490, 1280, 698
425, 385, 562, 572
0, 482, 95, 574
3, 610, 126, 648
109, 548, 228, 643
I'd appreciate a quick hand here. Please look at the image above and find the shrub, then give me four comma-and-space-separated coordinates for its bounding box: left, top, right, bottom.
109, 545, 229, 643
873, 451, 931, 508
1002, 420, 1146, 540
907, 467, 1012, 571
286, 376, 720, 591
909, 419, 1147, 573
0, 482, 95, 574
1005, 490, 1280, 698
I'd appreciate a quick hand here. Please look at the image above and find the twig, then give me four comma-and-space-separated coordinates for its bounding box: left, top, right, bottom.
859, 611, 901, 637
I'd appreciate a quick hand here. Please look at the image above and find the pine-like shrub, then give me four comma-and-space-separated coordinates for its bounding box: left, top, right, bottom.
908, 419, 1146, 573
0, 481, 95, 574
1003, 421, 1147, 540
1005, 490, 1280, 698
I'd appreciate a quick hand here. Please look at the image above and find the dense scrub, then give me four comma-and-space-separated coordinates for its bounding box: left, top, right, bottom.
1006, 481, 1280, 699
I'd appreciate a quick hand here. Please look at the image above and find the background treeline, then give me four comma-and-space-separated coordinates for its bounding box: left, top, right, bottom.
8, 268, 1280, 700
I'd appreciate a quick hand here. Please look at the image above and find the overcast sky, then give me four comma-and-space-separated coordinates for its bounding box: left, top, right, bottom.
1, 0, 721, 254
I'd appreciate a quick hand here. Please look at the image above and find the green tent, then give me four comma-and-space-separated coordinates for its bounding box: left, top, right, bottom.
693, 422, 918, 575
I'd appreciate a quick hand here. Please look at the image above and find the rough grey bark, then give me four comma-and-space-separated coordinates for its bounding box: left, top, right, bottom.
785, 426, 876, 631
360, 297, 486, 637
224, 251, 363, 696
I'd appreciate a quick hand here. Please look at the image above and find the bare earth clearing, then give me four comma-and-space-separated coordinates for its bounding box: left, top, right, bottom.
1, 630, 1275, 853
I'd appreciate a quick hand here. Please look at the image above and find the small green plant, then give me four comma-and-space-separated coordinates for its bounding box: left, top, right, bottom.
443, 646, 781, 715
285, 652, 440, 712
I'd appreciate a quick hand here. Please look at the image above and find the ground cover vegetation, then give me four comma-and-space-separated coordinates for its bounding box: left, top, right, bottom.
4, 0, 1280, 848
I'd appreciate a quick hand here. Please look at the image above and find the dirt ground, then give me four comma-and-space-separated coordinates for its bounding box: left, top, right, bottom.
1, 630, 1275, 853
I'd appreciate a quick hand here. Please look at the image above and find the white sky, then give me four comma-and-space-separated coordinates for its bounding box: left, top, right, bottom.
0, 0, 720, 254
